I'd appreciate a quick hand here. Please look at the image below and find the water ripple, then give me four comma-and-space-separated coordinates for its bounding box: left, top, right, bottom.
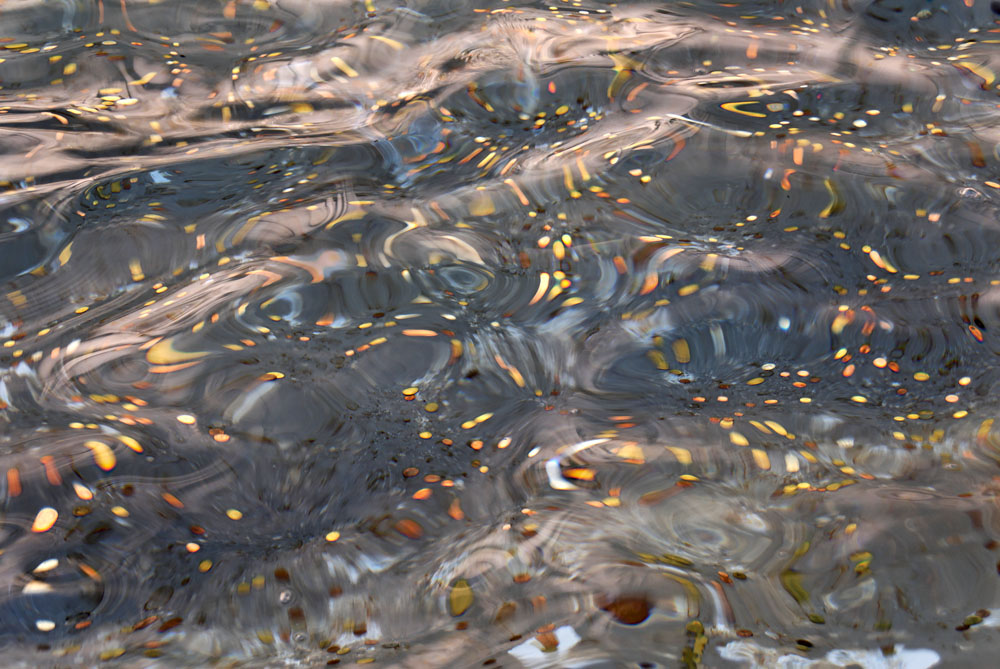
3, 0, 1000, 666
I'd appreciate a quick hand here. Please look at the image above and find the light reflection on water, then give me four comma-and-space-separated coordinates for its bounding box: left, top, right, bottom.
2, 0, 1000, 666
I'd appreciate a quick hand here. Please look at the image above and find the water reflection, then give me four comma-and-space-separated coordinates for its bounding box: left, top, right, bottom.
2, 0, 1000, 666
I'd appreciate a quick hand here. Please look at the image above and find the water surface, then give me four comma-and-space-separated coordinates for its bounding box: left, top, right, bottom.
2, 0, 1000, 666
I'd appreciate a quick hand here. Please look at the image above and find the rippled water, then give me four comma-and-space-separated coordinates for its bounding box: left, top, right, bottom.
3, 0, 1000, 666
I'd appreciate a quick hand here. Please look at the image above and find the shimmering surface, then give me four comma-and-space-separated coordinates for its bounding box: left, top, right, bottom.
2, 0, 1000, 666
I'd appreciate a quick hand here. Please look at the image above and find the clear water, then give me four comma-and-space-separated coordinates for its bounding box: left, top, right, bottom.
2, 0, 1000, 666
